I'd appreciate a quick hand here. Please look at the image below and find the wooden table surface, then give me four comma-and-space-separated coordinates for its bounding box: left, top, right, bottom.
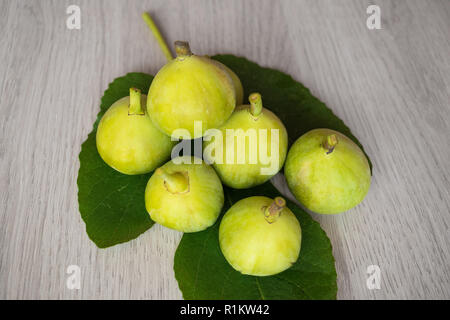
1, 0, 449, 300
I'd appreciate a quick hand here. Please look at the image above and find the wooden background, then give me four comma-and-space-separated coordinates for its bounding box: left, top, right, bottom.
1, 0, 449, 299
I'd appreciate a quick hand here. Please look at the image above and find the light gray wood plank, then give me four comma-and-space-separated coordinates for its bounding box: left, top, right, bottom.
0, 0, 449, 299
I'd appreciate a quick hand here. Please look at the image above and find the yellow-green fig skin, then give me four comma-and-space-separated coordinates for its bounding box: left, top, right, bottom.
203, 94, 288, 189
147, 42, 236, 139
96, 92, 174, 175
219, 196, 301, 276
209, 59, 244, 105
284, 129, 371, 214
145, 156, 224, 232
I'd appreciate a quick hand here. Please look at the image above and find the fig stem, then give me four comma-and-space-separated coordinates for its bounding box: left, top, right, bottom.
323, 134, 338, 154
174, 41, 193, 57
264, 197, 286, 223
142, 12, 173, 62
249, 93, 263, 117
157, 168, 189, 194
128, 88, 145, 115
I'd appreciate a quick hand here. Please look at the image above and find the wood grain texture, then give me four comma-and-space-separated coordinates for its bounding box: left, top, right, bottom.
0, 0, 449, 299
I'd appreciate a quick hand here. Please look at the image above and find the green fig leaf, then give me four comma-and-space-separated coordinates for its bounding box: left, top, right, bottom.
174, 182, 337, 300
213, 55, 372, 171
77, 53, 371, 280
77, 73, 154, 248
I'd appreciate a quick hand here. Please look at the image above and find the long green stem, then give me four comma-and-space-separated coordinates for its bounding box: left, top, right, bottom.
142, 12, 173, 62
128, 88, 145, 115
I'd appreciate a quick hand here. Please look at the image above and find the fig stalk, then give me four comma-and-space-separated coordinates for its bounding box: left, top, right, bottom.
323, 134, 338, 154
142, 12, 173, 62
249, 93, 263, 117
157, 168, 189, 194
264, 197, 286, 223
128, 88, 145, 115
174, 41, 193, 58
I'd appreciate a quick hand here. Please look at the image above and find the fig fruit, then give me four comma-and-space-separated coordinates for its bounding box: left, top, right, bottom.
96, 88, 174, 175
209, 59, 244, 105
284, 129, 371, 214
203, 93, 288, 189
145, 156, 224, 232
219, 196, 301, 276
147, 41, 238, 138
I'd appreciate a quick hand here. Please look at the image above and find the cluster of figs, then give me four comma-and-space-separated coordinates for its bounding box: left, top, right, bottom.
96, 41, 371, 277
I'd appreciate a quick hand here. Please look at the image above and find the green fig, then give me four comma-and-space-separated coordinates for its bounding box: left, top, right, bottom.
285, 129, 371, 214
96, 88, 174, 175
147, 41, 238, 139
203, 93, 288, 189
209, 59, 244, 105
219, 196, 301, 276
145, 156, 224, 232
